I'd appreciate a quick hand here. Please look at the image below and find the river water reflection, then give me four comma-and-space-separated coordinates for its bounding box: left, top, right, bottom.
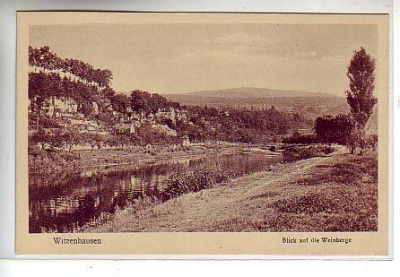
29, 151, 282, 233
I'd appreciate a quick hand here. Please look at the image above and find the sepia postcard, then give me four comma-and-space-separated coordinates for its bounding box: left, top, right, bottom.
16, 12, 390, 257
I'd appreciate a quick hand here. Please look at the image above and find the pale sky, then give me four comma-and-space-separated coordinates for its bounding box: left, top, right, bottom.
29, 23, 378, 96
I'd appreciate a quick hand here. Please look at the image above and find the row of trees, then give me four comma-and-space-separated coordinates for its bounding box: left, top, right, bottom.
28, 46, 183, 121
29, 46, 112, 89
109, 90, 182, 119
29, 128, 106, 152
29, 121, 184, 152
29, 46, 117, 118
131, 90, 181, 117
29, 72, 104, 112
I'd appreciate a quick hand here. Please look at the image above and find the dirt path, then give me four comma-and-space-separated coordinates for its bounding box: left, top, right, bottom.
86, 147, 378, 232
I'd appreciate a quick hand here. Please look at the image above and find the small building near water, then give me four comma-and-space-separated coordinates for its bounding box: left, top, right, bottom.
182, 135, 190, 146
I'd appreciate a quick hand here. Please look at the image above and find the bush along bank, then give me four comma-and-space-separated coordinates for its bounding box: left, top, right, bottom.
159, 164, 263, 202
159, 145, 336, 201
282, 145, 335, 163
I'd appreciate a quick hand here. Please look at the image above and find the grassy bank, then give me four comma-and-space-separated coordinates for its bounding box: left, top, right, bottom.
83, 150, 378, 232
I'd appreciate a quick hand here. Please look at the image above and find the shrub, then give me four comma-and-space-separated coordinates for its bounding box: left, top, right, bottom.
283, 146, 334, 162
160, 170, 229, 201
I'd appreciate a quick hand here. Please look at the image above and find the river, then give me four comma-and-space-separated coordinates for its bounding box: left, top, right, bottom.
29, 150, 283, 233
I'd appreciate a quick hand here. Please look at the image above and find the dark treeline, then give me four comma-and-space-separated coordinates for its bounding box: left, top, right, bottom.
29, 46, 112, 87
315, 114, 377, 152
314, 114, 355, 145
284, 114, 355, 145
174, 105, 312, 143
284, 113, 376, 151
29, 46, 181, 115
29, 72, 111, 113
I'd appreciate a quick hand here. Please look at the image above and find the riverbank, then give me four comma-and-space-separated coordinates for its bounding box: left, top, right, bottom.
83, 149, 377, 232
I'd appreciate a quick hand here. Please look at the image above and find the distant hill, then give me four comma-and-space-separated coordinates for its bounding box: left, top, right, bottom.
185, 87, 339, 98
163, 87, 348, 121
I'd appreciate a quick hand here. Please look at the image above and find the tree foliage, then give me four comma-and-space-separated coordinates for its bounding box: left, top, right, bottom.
130, 90, 181, 118
310, 48, 378, 154
111, 93, 130, 115
177, 105, 312, 143
29, 46, 113, 88
314, 114, 355, 145
28, 45, 114, 115
346, 47, 377, 129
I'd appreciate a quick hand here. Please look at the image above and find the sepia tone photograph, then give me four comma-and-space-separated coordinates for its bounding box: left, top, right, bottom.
16, 12, 389, 255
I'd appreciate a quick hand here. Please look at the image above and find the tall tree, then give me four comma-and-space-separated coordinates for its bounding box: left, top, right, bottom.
346, 47, 377, 129
131, 90, 150, 118
111, 94, 130, 115
29, 46, 40, 72
102, 87, 115, 99
101, 69, 113, 88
